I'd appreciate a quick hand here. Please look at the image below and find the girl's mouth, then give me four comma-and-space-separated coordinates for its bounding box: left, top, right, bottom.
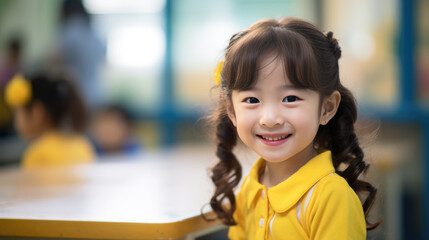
257, 134, 291, 146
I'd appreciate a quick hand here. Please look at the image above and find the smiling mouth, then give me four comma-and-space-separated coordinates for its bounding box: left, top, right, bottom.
257, 134, 291, 141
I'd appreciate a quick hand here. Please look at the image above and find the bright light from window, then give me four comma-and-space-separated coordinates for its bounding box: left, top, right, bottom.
84, 0, 165, 14
107, 26, 165, 69
349, 31, 375, 61
202, 21, 237, 60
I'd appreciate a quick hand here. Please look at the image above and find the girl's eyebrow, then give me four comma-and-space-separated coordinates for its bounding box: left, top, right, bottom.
238, 84, 300, 92
249, 84, 299, 91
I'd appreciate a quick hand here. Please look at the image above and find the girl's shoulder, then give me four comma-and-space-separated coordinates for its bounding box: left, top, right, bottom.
301, 173, 366, 238
310, 173, 358, 200
308, 172, 362, 211
315, 173, 354, 194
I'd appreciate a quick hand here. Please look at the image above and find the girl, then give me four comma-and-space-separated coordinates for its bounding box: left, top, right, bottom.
5, 72, 95, 168
209, 17, 378, 239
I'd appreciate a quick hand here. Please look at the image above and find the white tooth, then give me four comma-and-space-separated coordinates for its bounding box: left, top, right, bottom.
262, 135, 290, 141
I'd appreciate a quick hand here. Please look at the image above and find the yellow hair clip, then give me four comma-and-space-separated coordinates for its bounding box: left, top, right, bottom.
214, 61, 224, 86
5, 73, 32, 108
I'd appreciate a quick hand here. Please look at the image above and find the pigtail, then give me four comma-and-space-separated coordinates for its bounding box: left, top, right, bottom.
207, 28, 251, 225
209, 103, 242, 225
291, 19, 381, 229
316, 86, 380, 230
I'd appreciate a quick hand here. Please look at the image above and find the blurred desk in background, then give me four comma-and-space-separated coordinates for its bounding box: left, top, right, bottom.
0, 146, 232, 239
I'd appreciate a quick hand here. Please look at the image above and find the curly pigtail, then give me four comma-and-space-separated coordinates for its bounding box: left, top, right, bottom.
316, 86, 380, 230
288, 22, 381, 230
209, 102, 242, 225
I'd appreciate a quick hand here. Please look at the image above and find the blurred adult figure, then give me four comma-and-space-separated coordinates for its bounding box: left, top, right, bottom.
58, 0, 106, 111
0, 37, 22, 88
0, 37, 23, 135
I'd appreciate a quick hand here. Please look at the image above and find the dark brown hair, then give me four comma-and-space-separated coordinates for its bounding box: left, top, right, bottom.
209, 17, 379, 230
24, 71, 87, 132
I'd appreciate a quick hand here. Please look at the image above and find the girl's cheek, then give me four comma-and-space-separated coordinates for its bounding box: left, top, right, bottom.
289, 108, 319, 127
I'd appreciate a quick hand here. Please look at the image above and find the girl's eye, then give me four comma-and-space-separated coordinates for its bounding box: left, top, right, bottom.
244, 97, 260, 104
283, 96, 300, 103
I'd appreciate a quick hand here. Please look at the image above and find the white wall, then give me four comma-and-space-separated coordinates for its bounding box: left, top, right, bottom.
0, 0, 61, 66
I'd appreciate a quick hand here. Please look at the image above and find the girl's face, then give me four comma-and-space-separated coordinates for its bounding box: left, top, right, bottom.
14, 103, 46, 140
227, 55, 325, 164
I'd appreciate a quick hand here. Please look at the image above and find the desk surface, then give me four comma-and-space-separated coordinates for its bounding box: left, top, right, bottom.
0, 146, 255, 239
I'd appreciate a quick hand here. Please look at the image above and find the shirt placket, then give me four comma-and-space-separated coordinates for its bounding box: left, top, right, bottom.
256, 187, 269, 239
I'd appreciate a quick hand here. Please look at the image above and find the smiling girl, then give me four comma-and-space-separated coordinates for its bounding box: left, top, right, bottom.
209, 17, 379, 239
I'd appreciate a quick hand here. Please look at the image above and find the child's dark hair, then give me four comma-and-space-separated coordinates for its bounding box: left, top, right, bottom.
209, 17, 379, 230
99, 104, 133, 127
25, 72, 87, 132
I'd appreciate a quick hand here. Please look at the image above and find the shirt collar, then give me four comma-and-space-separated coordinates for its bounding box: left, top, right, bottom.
245, 151, 335, 212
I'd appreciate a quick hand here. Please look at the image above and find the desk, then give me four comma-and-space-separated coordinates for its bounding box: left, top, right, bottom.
0, 146, 255, 239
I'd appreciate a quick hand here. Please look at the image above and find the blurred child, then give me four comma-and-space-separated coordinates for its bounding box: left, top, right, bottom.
57, 0, 106, 111
5, 72, 95, 168
89, 105, 141, 157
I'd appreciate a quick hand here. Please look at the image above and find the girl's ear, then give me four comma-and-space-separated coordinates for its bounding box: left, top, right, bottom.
226, 100, 237, 127
15, 101, 49, 140
320, 90, 341, 125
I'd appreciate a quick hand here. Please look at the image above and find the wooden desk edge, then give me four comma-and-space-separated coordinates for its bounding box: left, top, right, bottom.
0, 213, 223, 240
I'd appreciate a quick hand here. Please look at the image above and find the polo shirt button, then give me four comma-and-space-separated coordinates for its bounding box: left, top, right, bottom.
259, 218, 264, 227
261, 189, 265, 200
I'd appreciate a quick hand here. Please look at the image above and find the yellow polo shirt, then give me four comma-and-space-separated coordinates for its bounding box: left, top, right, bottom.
228, 151, 365, 240
22, 131, 95, 169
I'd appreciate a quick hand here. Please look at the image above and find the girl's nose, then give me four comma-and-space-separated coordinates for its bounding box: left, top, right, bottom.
259, 105, 284, 127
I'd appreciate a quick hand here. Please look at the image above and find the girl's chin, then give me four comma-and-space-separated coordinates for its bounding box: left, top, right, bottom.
260, 155, 290, 163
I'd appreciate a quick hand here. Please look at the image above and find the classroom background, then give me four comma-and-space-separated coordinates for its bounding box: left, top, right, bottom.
0, 0, 428, 239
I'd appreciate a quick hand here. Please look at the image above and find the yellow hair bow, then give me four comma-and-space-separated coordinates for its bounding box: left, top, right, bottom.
214, 61, 224, 86
5, 73, 32, 108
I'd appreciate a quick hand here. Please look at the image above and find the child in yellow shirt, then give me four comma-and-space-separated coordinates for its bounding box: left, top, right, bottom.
208, 17, 379, 239
5, 72, 95, 168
